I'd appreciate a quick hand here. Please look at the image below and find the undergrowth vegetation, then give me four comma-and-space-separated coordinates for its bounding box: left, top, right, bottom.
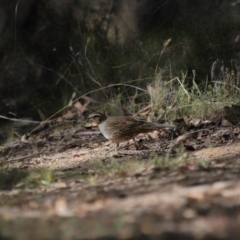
58, 36, 240, 123
0, 168, 53, 190
75, 57, 240, 124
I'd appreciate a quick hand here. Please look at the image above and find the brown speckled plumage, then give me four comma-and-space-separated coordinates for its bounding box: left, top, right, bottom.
88, 113, 176, 149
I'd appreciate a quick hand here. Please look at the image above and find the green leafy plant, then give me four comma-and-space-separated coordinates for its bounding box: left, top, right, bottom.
16, 169, 54, 189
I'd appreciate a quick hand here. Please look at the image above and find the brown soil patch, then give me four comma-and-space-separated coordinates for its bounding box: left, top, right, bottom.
1, 123, 240, 239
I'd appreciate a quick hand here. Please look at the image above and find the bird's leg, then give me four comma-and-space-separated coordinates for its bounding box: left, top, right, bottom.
133, 138, 148, 150
132, 138, 140, 150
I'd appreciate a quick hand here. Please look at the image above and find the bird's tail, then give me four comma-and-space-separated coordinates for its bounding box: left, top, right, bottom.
140, 122, 176, 131
155, 123, 176, 129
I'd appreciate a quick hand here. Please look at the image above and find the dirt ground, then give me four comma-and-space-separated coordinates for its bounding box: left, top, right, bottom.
1, 122, 240, 240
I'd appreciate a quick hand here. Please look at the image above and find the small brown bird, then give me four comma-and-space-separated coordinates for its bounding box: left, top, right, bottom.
87, 113, 176, 150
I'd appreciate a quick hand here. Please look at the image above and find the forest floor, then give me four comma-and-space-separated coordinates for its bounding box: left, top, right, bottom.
1, 119, 240, 240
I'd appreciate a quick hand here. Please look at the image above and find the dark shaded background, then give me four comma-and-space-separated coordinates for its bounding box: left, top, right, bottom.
0, 0, 240, 119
